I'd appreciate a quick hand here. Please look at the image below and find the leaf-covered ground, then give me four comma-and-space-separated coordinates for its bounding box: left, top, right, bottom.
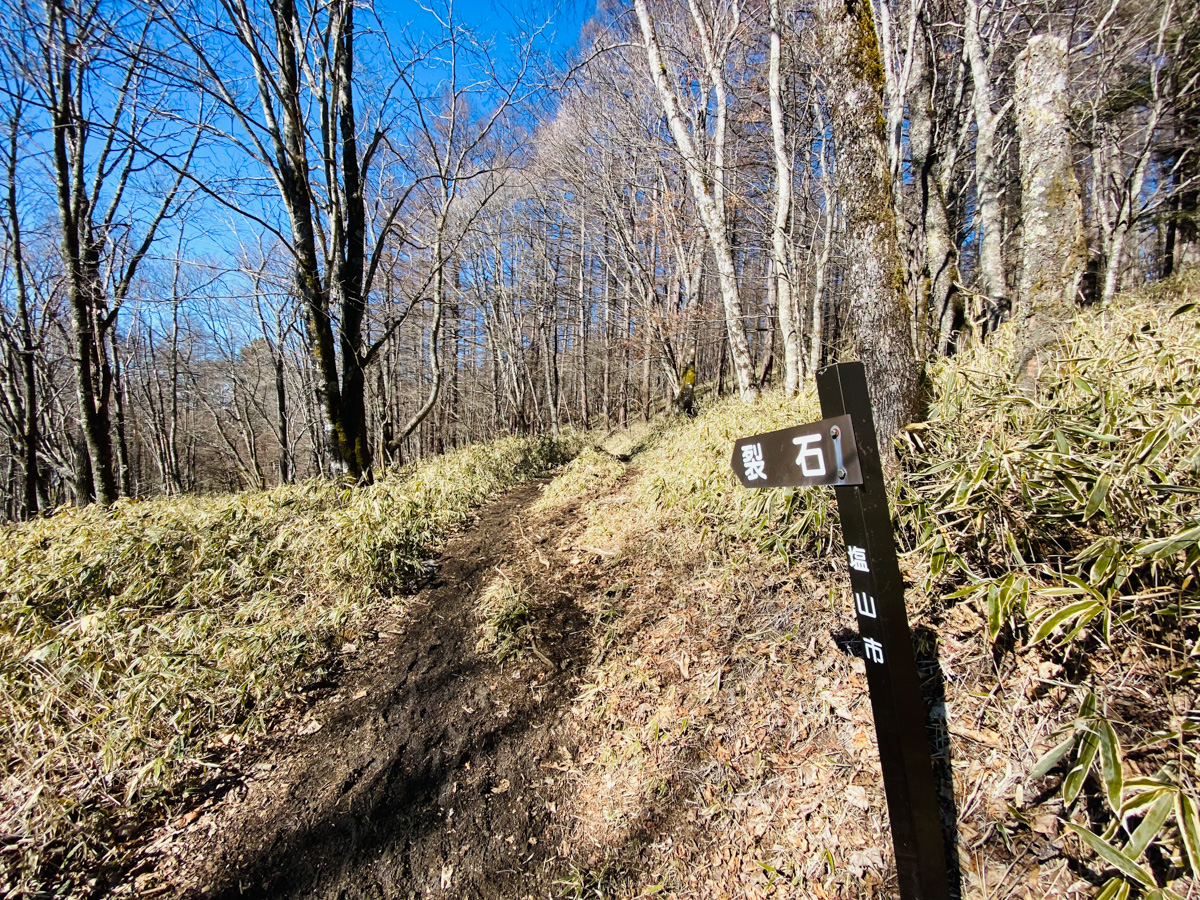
3, 274, 1198, 899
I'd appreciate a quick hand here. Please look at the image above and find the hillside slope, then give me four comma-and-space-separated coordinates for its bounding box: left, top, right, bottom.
0, 435, 581, 896
3, 274, 1198, 899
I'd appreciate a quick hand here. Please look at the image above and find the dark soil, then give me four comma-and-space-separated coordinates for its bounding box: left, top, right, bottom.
124, 480, 601, 900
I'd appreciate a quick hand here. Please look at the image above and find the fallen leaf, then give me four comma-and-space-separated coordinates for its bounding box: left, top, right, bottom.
846, 784, 871, 810
1032, 815, 1059, 836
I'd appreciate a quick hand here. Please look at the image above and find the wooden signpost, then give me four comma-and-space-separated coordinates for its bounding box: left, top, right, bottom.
732, 362, 952, 900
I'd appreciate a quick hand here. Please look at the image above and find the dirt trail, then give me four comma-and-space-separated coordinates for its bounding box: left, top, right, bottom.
127, 480, 603, 900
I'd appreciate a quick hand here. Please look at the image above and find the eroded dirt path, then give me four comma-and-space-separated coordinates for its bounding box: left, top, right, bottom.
129, 480, 603, 900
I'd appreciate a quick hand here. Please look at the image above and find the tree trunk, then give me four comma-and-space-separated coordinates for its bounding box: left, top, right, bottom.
817, 0, 920, 447
619, 288, 630, 428
602, 253, 612, 429
640, 303, 652, 421
1013, 34, 1087, 384
4, 112, 41, 517
964, 0, 1009, 316
908, 20, 963, 356
275, 350, 291, 484
577, 220, 591, 430
768, 0, 800, 394
810, 98, 835, 377
110, 330, 132, 497
633, 0, 758, 401
48, 21, 118, 506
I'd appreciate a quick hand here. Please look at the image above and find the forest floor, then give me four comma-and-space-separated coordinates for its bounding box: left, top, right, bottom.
8, 282, 1198, 900
111, 477, 606, 899
109, 449, 1094, 900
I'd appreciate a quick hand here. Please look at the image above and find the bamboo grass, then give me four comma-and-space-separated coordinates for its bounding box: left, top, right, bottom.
0, 432, 580, 896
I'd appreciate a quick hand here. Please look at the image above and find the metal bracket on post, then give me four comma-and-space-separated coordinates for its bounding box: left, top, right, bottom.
830, 424, 849, 484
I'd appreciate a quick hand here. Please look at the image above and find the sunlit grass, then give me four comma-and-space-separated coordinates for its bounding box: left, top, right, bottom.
898, 274, 1200, 643
552, 271, 1200, 898
532, 446, 627, 513
0, 431, 581, 896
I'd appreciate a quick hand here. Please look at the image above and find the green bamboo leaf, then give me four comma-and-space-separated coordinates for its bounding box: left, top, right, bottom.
953, 475, 974, 508
1121, 778, 1172, 799
1032, 599, 1103, 644
1154, 484, 1200, 495
1066, 823, 1155, 887
1134, 428, 1170, 466
1075, 427, 1121, 443
1124, 791, 1172, 858
1137, 525, 1200, 558
1036, 586, 1091, 598
1087, 540, 1120, 585
1169, 301, 1196, 318
971, 459, 991, 491
1065, 726, 1100, 804
931, 534, 946, 577
1064, 476, 1088, 505
1030, 732, 1078, 779
987, 582, 1002, 640
1144, 888, 1188, 900
1085, 474, 1113, 520
1065, 606, 1097, 645
1080, 692, 1098, 719
1097, 718, 1123, 811
1176, 792, 1200, 875
1061, 574, 1105, 600
1095, 877, 1130, 900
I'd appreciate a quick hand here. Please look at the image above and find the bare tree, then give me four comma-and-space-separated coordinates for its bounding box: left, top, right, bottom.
632, 0, 758, 401
1013, 32, 1086, 385
7, 0, 196, 504
0, 90, 43, 517
767, 0, 800, 394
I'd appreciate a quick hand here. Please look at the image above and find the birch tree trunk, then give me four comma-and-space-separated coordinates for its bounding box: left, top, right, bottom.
1013, 34, 1087, 384
633, 0, 758, 401
768, 0, 800, 394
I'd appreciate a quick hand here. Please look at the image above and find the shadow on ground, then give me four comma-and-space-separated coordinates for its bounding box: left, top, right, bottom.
139, 481, 596, 900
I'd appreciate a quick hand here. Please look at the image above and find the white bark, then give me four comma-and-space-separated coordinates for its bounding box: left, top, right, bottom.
633, 0, 758, 401
964, 0, 1010, 311
768, 0, 800, 394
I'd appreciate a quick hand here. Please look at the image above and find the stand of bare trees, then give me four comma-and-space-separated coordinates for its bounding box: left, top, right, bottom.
0, 0, 1194, 517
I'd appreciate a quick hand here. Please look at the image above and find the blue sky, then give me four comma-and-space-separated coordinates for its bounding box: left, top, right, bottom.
167, 0, 599, 311
440, 0, 596, 60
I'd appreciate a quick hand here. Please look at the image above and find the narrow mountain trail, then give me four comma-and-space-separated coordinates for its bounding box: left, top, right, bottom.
109, 434, 1118, 900
122, 477, 614, 899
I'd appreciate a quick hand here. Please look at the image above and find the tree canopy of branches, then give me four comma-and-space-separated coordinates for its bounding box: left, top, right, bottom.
0, 0, 1193, 516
